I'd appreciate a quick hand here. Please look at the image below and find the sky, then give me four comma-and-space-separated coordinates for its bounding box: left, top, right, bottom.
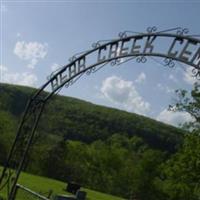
0, 0, 200, 127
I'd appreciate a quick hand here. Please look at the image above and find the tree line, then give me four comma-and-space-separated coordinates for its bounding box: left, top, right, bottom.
0, 83, 199, 199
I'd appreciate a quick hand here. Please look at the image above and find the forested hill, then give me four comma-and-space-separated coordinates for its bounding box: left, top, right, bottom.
0, 83, 188, 199
0, 83, 184, 153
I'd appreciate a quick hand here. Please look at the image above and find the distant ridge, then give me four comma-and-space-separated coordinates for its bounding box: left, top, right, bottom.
0, 83, 184, 152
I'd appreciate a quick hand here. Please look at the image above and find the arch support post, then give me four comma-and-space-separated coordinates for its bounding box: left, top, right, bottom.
0, 95, 46, 200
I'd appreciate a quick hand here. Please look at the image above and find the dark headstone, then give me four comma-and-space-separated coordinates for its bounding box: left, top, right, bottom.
76, 190, 87, 200
66, 182, 81, 194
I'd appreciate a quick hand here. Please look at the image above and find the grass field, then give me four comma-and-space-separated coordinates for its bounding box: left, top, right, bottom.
0, 168, 124, 200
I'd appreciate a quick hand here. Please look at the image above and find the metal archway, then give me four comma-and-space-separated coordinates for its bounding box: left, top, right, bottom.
0, 27, 200, 200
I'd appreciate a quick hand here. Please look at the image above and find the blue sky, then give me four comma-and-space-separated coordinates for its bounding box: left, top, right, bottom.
0, 0, 200, 127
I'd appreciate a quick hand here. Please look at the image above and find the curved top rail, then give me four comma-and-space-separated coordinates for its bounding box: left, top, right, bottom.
32, 32, 200, 101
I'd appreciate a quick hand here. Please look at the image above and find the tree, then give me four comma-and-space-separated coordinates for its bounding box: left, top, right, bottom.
0, 111, 15, 164
41, 140, 67, 180
132, 149, 165, 200
160, 132, 200, 200
169, 82, 200, 131
161, 82, 200, 200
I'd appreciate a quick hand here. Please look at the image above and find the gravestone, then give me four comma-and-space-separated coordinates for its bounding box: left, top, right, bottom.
76, 190, 87, 200
66, 182, 81, 194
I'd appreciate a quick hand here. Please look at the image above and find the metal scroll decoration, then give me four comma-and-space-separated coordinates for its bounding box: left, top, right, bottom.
0, 27, 200, 200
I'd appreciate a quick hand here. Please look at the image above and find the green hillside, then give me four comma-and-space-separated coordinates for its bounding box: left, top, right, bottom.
0, 83, 184, 152
0, 83, 188, 199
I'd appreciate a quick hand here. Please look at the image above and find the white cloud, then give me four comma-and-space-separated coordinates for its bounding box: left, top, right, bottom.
51, 63, 61, 72
157, 109, 194, 127
1, 65, 8, 72
101, 76, 150, 115
183, 67, 199, 85
5, 72, 37, 86
169, 74, 177, 82
1, 65, 37, 87
13, 41, 48, 69
135, 72, 146, 84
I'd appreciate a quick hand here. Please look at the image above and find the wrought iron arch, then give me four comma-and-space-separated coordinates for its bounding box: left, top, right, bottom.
0, 27, 200, 200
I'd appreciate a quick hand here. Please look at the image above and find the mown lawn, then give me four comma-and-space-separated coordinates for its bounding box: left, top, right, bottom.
0, 167, 124, 200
